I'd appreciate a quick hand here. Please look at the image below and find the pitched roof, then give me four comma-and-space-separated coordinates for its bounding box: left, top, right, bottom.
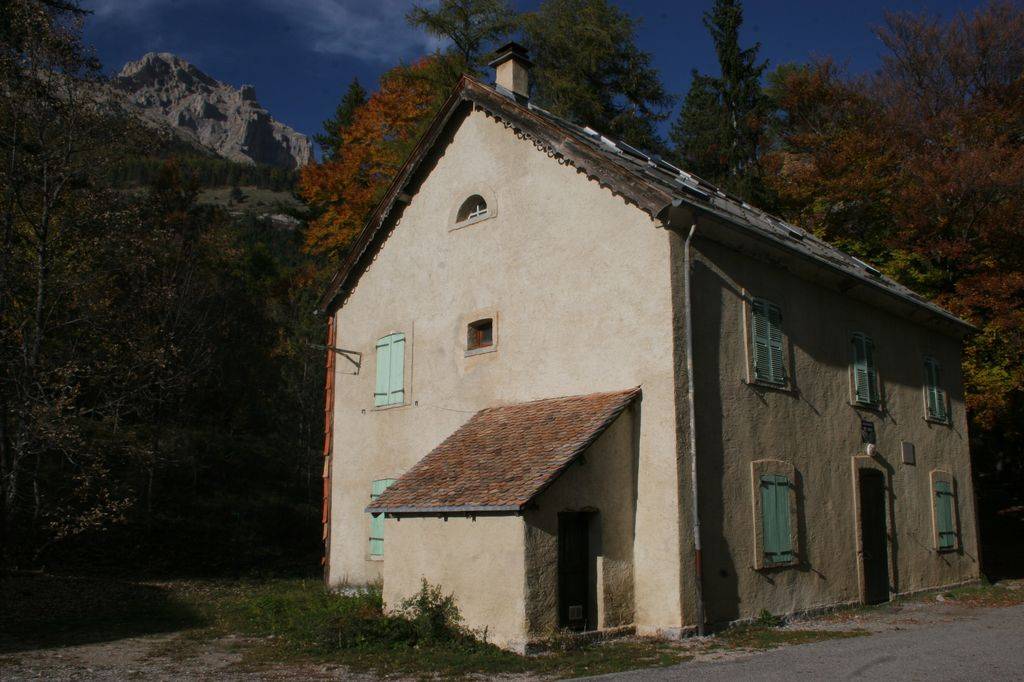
318, 76, 971, 334
365, 388, 640, 515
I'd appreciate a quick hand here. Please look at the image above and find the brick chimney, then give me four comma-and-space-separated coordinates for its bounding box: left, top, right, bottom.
488, 41, 532, 101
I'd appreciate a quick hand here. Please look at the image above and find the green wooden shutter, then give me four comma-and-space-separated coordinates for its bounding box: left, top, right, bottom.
369, 478, 397, 556
853, 333, 879, 405
767, 304, 785, 384
374, 334, 406, 407
924, 357, 947, 421
752, 299, 771, 382
388, 334, 405, 405
934, 480, 956, 550
752, 299, 784, 384
374, 338, 390, 407
760, 474, 794, 564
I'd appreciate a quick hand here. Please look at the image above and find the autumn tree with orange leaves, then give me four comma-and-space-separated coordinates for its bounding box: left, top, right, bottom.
765, 2, 1024, 482
299, 58, 452, 258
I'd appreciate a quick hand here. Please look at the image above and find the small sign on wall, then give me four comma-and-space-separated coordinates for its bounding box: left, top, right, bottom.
901, 441, 916, 465
860, 419, 877, 445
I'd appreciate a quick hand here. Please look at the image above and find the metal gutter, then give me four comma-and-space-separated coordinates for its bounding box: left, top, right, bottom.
320, 316, 337, 584
682, 223, 707, 636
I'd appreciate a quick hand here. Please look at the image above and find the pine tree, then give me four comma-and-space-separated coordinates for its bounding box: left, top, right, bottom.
670, 0, 771, 202
300, 59, 447, 257
406, 0, 517, 79
314, 78, 368, 160
521, 0, 673, 154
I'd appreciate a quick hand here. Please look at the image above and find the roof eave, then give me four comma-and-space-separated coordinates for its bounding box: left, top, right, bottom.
659, 198, 976, 336
364, 504, 523, 516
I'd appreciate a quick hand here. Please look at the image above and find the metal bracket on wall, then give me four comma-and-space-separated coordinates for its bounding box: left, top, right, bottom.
309, 343, 362, 372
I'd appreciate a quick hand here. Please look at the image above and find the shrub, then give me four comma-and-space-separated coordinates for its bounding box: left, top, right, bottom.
313, 579, 477, 652
395, 579, 465, 644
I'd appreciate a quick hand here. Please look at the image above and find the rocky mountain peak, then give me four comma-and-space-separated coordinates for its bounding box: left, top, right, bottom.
114, 52, 312, 169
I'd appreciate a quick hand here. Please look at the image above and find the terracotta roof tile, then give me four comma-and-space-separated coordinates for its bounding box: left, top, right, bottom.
366, 388, 640, 515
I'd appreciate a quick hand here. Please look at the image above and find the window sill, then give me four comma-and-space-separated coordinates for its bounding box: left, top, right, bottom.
449, 214, 493, 232
756, 558, 800, 571
371, 402, 410, 412
366, 555, 384, 562
849, 401, 884, 414
465, 345, 496, 358
924, 416, 951, 426
744, 378, 797, 395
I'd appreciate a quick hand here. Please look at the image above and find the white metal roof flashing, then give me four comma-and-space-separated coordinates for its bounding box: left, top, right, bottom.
852, 257, 883, 277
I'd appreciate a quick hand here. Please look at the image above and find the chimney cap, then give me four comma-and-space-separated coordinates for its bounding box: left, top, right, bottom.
488, 41, 532, 69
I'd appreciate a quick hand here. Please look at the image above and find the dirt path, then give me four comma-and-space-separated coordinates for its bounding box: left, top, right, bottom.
0, 632, 379, 681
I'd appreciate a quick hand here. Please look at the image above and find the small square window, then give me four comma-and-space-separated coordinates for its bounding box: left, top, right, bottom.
467, 318, 493, 351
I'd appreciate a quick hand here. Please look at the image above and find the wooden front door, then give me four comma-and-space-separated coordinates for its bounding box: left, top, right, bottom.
558, 512, 590, 631
858, 469, 890, 604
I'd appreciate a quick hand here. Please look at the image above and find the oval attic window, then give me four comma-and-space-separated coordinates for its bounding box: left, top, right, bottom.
456, 195, 488, 224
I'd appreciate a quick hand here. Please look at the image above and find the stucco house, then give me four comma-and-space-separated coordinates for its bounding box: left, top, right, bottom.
317, 43, 980, 652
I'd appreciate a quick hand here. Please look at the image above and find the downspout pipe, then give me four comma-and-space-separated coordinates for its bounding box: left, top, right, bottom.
682, 221, 706, 636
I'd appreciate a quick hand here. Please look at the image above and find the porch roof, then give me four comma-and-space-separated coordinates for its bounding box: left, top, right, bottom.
365, 387, 640, 516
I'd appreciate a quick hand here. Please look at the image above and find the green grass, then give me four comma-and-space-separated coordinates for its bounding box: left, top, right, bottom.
190, 579, 693, 677
198, 186, 304, 212
926, 580, 1024, 608
0, 576, 694, 678
717, 625, 867, 650
19, 576, 1013, 677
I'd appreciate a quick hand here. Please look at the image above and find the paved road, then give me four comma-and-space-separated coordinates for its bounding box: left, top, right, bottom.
586, 604, 1024, 681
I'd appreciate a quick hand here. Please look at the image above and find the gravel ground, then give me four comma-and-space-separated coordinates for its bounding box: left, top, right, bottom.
0, 633, 381, 681
586, 602, 1024, 681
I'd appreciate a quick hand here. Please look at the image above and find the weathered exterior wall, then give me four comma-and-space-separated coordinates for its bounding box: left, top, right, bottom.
326, 99, 978, 640
687, 236, 979, 625
327, 107, 684, 632
383, 515, 527, 650
523, 406, 638, 636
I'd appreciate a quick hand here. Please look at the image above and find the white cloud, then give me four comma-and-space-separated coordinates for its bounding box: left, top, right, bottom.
265, 0, 446, 62
86, 0, 446, 63
86, 0, 190, 20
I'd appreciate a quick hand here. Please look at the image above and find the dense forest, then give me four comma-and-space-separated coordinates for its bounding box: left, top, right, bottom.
1, 0, 1021, 578
0, 0, 326, 575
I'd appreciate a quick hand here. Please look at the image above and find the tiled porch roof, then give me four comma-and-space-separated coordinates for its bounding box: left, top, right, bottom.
365, 388, 640, 515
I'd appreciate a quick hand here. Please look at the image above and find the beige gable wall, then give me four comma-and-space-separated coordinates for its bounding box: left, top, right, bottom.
328, 107, 683, 630
687, 237, 979, 624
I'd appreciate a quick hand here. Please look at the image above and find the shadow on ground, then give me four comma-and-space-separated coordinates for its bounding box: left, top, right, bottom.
0, 574, 205, 654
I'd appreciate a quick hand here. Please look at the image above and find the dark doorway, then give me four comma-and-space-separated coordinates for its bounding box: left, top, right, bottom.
558, 512, 590, 631
859, 469, 890, 604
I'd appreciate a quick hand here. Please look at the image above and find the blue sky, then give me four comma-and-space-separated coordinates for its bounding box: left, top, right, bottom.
83, 0, 987, 149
